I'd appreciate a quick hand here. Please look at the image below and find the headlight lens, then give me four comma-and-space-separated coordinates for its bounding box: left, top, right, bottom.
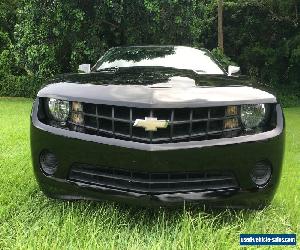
48, 98, 70, 122
241, 104, 266, 129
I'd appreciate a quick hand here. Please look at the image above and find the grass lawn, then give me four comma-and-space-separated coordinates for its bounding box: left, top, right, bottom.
0, 97, 299, 249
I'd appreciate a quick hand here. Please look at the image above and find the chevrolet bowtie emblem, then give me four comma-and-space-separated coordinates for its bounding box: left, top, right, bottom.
133, 117, 169, 131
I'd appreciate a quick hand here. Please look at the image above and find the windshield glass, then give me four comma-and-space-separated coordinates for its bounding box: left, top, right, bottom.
93, 46, 225, 75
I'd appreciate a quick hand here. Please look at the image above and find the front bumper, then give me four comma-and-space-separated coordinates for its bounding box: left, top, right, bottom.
31, 99, 285, 208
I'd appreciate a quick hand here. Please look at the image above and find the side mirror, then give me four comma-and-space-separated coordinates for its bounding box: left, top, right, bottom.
78, 64, 91, 74
228, 65, 240, 76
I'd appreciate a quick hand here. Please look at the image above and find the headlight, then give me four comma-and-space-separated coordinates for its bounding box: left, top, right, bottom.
241, 104, 266, 129
48, 98, 70, 122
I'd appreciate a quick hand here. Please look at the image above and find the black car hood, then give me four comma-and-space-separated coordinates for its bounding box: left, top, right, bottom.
49, 67, 252, 88
39, 67, 276, 108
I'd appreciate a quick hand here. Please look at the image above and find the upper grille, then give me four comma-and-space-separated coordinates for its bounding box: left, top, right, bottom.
68, 103, 242, 144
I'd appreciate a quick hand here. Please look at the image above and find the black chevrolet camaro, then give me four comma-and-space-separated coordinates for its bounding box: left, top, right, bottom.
31, 46, 285, 208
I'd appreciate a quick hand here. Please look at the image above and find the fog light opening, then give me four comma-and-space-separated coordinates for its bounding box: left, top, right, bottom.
40, 151, 59, 176
250, 161, 272, 187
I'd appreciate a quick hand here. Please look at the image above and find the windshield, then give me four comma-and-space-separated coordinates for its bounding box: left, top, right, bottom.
93, 46, 225, 75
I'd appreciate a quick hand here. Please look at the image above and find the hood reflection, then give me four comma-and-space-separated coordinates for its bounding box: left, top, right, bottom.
51, 66, 251, 88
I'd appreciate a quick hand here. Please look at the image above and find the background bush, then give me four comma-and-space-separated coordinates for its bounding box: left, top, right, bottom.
0, 0, 299, 106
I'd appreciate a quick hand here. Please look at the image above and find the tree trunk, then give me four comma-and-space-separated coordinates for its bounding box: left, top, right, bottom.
295, 0, 298, 24
218, 0, 224, 53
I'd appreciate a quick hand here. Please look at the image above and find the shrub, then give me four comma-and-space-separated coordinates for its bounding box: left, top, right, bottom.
0, 74, 44, 98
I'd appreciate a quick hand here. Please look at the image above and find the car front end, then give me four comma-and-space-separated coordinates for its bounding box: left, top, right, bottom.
30, 46, 285, 208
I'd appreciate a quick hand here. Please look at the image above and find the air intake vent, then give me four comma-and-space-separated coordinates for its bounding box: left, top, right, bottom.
68, 164, 239, 194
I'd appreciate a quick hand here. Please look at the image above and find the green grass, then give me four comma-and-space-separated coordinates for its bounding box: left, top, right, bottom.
0, 97, 299, 250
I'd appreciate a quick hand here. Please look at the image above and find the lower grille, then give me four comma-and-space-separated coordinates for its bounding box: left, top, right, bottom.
68, 164, 239, 194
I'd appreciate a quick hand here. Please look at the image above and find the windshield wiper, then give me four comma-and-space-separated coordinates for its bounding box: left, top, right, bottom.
96, 66, 119, 72
194, 69, 205, 73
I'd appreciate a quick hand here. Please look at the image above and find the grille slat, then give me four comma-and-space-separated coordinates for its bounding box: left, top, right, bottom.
71, 169, 235, 184
112, 106, 115, 137
129, 108, 133, 138
95, 105, 99, 135
69, 104, 242, 144
68, 164, 239, 194
189, 109, 193, 137
206, 108, 211, 140
170, 109, 175, 141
